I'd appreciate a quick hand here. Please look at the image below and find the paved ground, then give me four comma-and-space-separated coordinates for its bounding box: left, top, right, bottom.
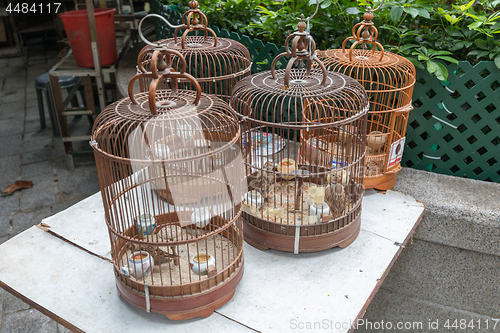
0, 44, 100, 332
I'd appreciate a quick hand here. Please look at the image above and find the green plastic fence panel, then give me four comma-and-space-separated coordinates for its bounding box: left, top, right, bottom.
151, 1, 286, 73
403, 61, 500, 183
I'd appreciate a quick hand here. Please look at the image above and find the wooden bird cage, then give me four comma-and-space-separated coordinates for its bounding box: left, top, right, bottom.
136, 1, 252, 102
90, 47, 246, 320
230, 19, 369, 253
317, 7, 416, 190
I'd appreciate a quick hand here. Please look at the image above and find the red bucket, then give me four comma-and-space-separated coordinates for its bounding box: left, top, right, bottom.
59, 9, 117, 68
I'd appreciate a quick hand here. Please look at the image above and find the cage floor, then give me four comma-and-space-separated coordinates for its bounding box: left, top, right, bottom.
245, 181, 354, 225
120, 234, 237, 286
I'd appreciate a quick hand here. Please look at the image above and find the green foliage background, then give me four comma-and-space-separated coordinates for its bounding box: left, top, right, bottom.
163, 0, 500, 80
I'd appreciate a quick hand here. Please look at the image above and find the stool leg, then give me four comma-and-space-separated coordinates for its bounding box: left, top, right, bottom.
36, 89, 46, 129
67, 87, 82, 119
45, 89, 61, 137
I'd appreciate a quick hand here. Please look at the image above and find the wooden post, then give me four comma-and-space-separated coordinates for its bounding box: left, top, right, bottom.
85, 0, 106, 110
49, 74, 74, 169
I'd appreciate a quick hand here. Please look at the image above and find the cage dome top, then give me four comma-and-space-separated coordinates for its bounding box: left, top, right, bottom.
138, 1, 251, 84
91, 46, 241, 164
322, 1, 415, 72
231, 20, 369, 128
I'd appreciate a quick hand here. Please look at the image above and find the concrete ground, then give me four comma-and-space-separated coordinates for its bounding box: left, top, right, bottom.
0, 44, 100, 331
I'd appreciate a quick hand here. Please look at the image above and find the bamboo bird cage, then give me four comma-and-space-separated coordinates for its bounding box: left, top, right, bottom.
317, 4, 415, 190
90, 46, 246, 320
136, 1, 252, 102
230, 18, 369, 253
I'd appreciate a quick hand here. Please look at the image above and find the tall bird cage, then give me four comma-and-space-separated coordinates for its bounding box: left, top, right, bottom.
317, 3, 415, 190
230, 15, 369, 253
90, 46, 246, 320
136, 1, 252, 102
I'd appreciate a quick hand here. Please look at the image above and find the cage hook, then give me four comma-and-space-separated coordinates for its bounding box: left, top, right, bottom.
138, 14, 183, 47
365, 0, 384, 13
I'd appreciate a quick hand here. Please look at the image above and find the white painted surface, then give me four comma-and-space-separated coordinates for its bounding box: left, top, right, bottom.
0, 189, 424, 332
0, 227, 252, 333
42, 193, 111, 259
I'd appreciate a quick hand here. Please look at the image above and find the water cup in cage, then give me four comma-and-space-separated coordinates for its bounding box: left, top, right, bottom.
136, 213, 156, 237
189, 252, 216, 275
121, 251, 154, 278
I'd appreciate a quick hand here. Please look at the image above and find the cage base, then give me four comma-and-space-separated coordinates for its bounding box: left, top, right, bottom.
115, 264, 244, 320
242, 214, 361, 253
364, 171, 399, 190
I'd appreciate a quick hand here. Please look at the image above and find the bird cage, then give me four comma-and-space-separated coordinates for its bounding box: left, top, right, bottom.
90, 46, 246, 320
136, 1, 252, 102
316, 4, 415, 190
230, 17, 369, 253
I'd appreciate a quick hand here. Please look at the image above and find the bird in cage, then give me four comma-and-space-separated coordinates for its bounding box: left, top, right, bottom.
126, 242, 180, 266
257, 161, 277, 198
325, 183, 346, 219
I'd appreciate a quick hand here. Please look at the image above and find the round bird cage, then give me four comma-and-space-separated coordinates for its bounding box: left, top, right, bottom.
316, 4, 415, 190
136, 1, 252, 102
230, 18, 369, 253
90, 47, 246, 320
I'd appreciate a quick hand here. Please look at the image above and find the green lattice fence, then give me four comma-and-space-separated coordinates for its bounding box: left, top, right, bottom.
403, 62, 500, 183
151, 1, 500, 183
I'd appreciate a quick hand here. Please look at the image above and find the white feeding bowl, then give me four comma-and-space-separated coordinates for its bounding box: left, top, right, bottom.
367, 131, 387, 152
189, 252, 216, 275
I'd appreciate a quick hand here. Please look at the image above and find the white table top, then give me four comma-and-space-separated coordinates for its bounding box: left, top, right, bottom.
0, 189, 424, 332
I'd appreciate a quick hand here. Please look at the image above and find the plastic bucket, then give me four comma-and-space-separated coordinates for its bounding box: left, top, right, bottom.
59, 9, 117, 68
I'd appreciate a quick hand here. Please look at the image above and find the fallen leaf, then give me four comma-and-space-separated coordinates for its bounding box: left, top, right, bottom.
2, 181, 33, 194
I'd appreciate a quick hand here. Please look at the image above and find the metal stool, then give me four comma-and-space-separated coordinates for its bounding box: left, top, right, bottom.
35, 73, 81, 137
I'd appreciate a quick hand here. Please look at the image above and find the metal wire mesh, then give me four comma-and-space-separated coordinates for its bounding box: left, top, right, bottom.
317, 11, 416, 190
230, 21, 369, 253
90, 47, 245, 319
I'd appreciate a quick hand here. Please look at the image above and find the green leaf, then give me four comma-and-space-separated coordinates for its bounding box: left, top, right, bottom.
427, 61, 438, 75
399, 44, 419, 51
390, 6, 404, 23
435, 62, 448, 81
433, 50, 453, 55
346, 7, 360, 15
475, 50, 490, 58
465, 13, 479, 20
320, 1, 332, 9
418, 54, 430, 61
468, 21, 482, 29
407, 57, 425, 69
403, 7, 419, 18
451, 42, 465, 51
435, 56, 459, 64
415, 8, 430, 19
495, 54, 500, 68
445, 14, 453, 23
